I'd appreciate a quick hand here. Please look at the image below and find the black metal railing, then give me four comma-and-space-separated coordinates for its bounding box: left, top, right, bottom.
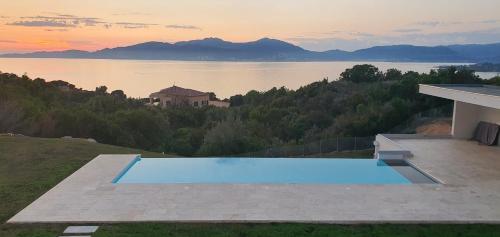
235, 136, 374, 157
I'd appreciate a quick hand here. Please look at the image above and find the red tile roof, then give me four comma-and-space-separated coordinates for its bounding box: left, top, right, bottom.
150, 86, 208, 97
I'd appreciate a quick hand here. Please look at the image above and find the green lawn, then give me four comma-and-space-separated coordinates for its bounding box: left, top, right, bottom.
0, 135, 168, 236
93, 223, 500, 237
1, 135, 500, 237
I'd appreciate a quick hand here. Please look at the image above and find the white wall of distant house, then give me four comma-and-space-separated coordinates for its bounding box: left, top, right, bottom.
208, 100, 230, 108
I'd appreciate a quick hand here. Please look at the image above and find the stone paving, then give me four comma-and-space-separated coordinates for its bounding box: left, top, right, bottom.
8, 140, 500, 223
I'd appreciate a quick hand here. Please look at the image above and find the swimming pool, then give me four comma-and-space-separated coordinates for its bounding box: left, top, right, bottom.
113, 158, 435, 184
113, 158, 434, 184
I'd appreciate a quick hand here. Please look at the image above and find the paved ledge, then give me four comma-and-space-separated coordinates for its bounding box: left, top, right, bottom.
64, 226, 99, 234
8, 141, 500, 223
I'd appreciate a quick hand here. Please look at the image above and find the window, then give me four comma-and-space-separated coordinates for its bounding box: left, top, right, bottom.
194, 101, 199, 107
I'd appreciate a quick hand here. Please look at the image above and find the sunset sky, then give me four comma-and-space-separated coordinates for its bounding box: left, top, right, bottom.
1, 0, 500, 53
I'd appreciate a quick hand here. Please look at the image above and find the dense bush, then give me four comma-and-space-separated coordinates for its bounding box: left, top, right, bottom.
0, 65, 490, 156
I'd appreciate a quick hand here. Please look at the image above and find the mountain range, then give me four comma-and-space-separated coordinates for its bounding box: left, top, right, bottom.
2, 37, 500, 62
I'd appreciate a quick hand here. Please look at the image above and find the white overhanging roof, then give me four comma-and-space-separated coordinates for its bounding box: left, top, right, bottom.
419, 84, 500, 109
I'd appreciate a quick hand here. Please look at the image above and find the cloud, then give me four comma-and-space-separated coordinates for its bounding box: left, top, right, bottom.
318, 30, 373, 38
5, 14, 162, 30
45, 28, 69, 32
411, 19, 500, 28
7, 20, 76, 28
0, 40, 17, 43
479, 19, 500, 24
112, 12, 151, 16
6, 13, 162, 30
115, 22, 157, 29
7, 14, 106, 28
165, 24, 201, 30
393, 28, 422, 33
414, 21, 440, 27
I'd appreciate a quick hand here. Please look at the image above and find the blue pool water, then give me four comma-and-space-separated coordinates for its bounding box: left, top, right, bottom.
113, 158, 417, 184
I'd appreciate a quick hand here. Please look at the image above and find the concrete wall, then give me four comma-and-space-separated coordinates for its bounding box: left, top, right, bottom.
452, 101, 500, 144
374, 134, 414, 159
375, 134, 406, 152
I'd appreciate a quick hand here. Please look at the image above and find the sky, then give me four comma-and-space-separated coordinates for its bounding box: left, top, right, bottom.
0, 0, 500, 53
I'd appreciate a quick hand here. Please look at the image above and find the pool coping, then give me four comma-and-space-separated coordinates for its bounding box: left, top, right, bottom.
111, 156, 141, 183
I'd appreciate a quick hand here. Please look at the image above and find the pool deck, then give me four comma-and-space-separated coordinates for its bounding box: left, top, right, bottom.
8, 138, 500, 223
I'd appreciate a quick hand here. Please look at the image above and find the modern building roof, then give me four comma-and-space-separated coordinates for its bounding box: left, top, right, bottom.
150, 86, 208, 98
419, 84, 500, 109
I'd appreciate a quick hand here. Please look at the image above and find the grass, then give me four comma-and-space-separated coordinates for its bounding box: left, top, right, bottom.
1, 135, 500, 237
92, 223, 500, 237
0, 135, 168, 236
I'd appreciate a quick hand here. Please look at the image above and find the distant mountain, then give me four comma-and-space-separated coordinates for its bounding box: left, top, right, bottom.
349, 45, 465, 62
2, 38, 500, 62
3, 50, 91, 58
447, 43, 500, 63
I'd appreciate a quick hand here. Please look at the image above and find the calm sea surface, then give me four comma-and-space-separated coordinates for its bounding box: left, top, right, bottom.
0, 58, 497, 99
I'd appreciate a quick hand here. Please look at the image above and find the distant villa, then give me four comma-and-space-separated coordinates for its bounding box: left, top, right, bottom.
149, 86, 230, 108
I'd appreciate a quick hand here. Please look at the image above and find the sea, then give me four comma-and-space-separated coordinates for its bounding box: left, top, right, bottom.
0, 58, 497, 99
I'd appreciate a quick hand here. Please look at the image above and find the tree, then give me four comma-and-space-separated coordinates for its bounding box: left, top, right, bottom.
111, 90, 126, 99
229, 94, 244, 106
487, 76, 500, 86
339, 64, 383, 83
199, 119, 262, 156
0, 101, 24, 133
164, 127, 204, 156
95, 86, 108, 94
384, 68, 403, 81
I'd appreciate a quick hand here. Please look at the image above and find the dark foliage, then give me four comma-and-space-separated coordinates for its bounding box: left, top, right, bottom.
0, 65, 488, 156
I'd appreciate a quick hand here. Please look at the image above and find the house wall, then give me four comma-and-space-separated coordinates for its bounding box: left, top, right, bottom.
187, 95, 210, 107
150, 94, 229, 108
159, 95, 189, 107
151, 95, 209, 107
208, 100, 230, 108
452, 101, 500, 145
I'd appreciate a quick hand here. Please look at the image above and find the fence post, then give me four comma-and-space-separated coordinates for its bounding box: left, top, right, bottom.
319, 139, 322, 157
336, 136, 339, 152
354, 137, 357, 151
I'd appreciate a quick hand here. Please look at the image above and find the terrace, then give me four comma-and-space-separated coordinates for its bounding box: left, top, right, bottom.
7, 84, 500, 224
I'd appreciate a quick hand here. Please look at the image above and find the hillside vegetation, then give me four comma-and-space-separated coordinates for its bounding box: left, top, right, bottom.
1, 65, 497, 157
